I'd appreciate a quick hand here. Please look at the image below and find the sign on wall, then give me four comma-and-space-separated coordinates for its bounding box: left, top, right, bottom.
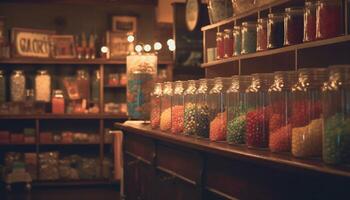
11, 28, 55, 58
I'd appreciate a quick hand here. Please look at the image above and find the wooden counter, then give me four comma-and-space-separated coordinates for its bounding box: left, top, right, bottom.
116, 121, 350, 200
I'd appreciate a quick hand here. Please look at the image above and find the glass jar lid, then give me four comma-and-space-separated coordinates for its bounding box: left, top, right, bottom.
242, 21, 257, 27
152, 83, 162, 96
216, 32, 223, 37
257, 18, 267, 23
174, 81, 184, 95
233, 25, 241, 31
37, 70, 48, 75
184, 80, 196, 95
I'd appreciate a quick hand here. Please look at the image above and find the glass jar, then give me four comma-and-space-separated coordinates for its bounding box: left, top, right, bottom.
284, 7, 304, 46
10, 70, 26, 102
150, 83, 162, 129
76, 69, 90, 100
322, 65, 350, 164
233, 26, 242, 56
171, 81, 185, 134
24, 89, 35, 114
184, 80, 197, 136
195, 79, 211, 138
256, 18, 267, 51
91, 70, 100, 102
35, 70, 51, 102
160, 82, 172, 131
316, 0, 342, 40
223, 29, 233, 58
216, 32, 224, 59
208, 0, 233, 24
245, 73, 274, 148
108, 73, 119, 86
268, 71, 296, 152
0, 70, 5, 103
268, 13, 284, 49
241, 22, 257, 54
290, 68, 328, 158
304, 1, 317, 42
208, 77, 230, 141
226, 75, 251, 144
52, 90, 65, 114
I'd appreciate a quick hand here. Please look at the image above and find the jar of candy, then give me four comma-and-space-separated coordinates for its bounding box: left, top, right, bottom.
284, 7, 304, 46
268, 13, 284, 49
241, 21, 257, 54
76, 69, 90, 100
268, 71, 296, 152
52, 90, 65, 114
150, 83, 162, 129
322, 65, 350, 164
290, 68, 328, 158
35, 70, 51, 102
10, 70, 26, 102
184, 80, 197, 136
316, 0, 342, 40
226, 75, 251, 145
171, 81, 185, 134
91, 70, 100, 102
245, 73, 274, 148
256, 18, 267, 51
0, 70, 6, 103
160, 82, 172, 131
304, 1, 317, 42
223, 29, 233, 58
208, 77, 230, 141
216, 32, 224, 59
208, 0, 233, 24
233, 26, 242, 56
108, 73, 119, 86
195, 79, 211, 138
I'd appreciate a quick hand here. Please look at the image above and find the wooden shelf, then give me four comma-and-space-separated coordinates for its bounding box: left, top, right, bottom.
201, 35, 350, 68
0, 113, 128, 119
39, 143, 101, 145
32, 179, 116, 187
104, 84, 126, 88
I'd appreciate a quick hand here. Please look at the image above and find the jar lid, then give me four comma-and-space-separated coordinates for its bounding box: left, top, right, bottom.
233, 25, 241, 30
285, 7, 304, 14
38, 70, 48, 74
268, 13, 284, 18
216, 32, 223, 36
257, 18, 267, 23
224, 29, 232, 33
13, 70, 24, 74
242, 21, 256, 26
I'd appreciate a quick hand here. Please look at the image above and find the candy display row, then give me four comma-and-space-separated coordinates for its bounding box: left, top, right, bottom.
150, 65, 350, 165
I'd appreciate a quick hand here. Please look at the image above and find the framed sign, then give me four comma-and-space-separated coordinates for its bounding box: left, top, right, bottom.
11, 28, 54, 58
107, 31, 133, 59
50, 35, 76, 59
111, 16, 137, 34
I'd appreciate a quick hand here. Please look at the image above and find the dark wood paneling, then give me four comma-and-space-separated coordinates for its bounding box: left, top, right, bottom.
206, 61, 239, 78
124, 133, 154, 163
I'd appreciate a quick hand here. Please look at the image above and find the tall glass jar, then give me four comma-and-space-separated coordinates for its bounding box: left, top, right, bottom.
91, 70, 100, 102
160, 82, 172, 131
268, 71, 296, 152
216, 32, 224, 59
290, 68, 328, 158
10, 70, 26, 102
208, 77, 230, 141
268, 13, 284, 49
52, 90, 65, 114
0, 70, 5, 103
241, 22, 257, 54
223, 29, 233, 58
233, 26, 242, 56
316, 0, 342, 40
150, 83, 162, 129
35, 70, 51, 102
245, 73, 274, 148
183, 80, 197, 136
195, 79, 211, 138
171, 81, 185, 134
284, 7, 304, 46
304, 1, 317, 42
256, 18, 267, 51
322, 65, 350, 165
226, 75, 251, 145
76, 69, 90, 100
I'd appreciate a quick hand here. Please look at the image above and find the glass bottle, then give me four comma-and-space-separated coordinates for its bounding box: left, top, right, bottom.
257, 18, 267, 51
304, 1, 317, 42
226, 75, 251, 145
160, 82, 173, 131
151, 83, 162, 129
35, 70, 51, 102
10, 70, 26, 102
223, 29, 233, 58
52, 90, 65, 114
322, 65, 350, 164
24, 89, 35, 114
290, 68, 328, 158
245, 73, 274, 148
76, 69, 90, 100
0, 70, 5, 103
268, 71, 296, 152
233, 26, 242, 56
268, 13, 284, 49
316, 0, 342, 40
216, 32, 224, 59
284, 7, 304, 46
171, 81, 185, 134
91, 70, 100, 102
195, 79, 211, 138
241, 21, 257, 54
183, 80, 197, 136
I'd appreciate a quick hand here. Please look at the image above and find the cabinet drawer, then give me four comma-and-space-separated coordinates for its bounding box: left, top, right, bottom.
124, 132, 154, 163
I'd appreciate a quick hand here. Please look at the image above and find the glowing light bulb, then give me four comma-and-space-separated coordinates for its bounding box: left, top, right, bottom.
154, 42, 162, 51
143, 44, 151, 52
168, 43, 176, 51
101, 46, 109, 53
167, 39, 175, 46
135, 45, 143, 53
127, 35, 135, 43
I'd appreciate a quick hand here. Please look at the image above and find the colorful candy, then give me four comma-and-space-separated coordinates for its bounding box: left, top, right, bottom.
269, 124, 291, 152
160, 108, 171, 131
195, 105, 210, 138
184, 103, 196, 136
210, 112, 227, 141
171, 105, 184, 134
227, 114, 246, 144
246, 109, 269, 148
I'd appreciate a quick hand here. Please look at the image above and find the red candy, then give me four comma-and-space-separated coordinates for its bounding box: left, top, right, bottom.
246, 109, 269, 148
171, 106, 184, 134
210, 112, 227, 141
269, 124, 292, 152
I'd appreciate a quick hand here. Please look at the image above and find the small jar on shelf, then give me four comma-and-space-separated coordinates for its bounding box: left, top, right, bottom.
284, 7, 304, 46
290, 68, 328, 158
183, 80, 197, 136
0, 70, 5, 103
52, 90, 65, 114
150, 83, 162, 129
233, 26, 242, 56
160, 82, 173, 131
195, 79, 211, 138
241, 21, 257, 54
216, 32, 224, 59
267, 13, 284, 49
304, 1, 317, 42
256, 18, 267, 51
316, 0, 342, 40
108, 73, 120, 86
76, 69, 90, 100
91, 70, 100, 103
35, 70, 51, 102
223, 29, 233, 58
10, 70, 26, 102
171, 81, 185, 135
